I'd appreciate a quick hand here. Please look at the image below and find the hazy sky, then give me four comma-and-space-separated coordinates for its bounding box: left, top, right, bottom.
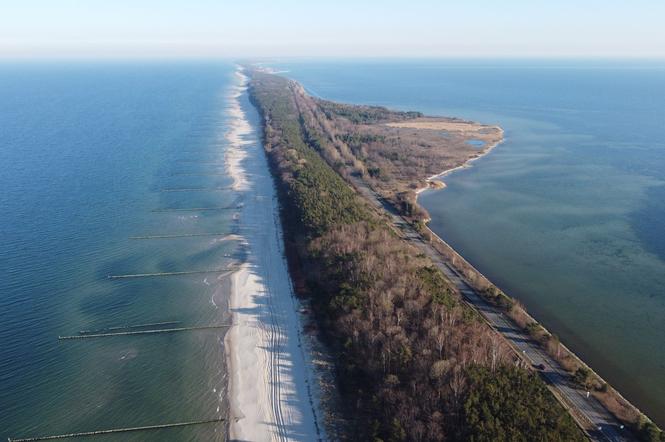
2, 0, 664, 59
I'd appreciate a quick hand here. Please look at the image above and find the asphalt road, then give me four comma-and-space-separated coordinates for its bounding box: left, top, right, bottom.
351, 177, 634, 442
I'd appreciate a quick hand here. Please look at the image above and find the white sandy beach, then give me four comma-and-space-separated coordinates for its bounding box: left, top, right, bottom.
222, 69, 325, 442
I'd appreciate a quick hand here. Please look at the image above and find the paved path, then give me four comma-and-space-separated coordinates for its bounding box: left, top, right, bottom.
351, 177, 634, 442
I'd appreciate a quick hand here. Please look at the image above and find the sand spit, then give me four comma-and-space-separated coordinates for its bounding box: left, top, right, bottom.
223, 68, 325, 442
416, 126, 505, 195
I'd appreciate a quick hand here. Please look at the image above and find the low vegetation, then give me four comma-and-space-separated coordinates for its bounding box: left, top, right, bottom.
248, 69, 583, 441
288, 82, 502, 222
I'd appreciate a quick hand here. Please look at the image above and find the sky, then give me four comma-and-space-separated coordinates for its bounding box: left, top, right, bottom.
1, 0, 665, 59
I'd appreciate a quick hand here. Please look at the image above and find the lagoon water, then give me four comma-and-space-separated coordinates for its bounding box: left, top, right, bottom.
277, 60, 665, 426
0, 62, 238, 440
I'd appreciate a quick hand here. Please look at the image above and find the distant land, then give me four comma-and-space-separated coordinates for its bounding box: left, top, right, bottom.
246, 67, 662, 441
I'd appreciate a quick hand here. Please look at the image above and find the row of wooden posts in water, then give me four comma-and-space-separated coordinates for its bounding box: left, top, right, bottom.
11, 194, 241, 440
8, 418, 225, 442
58, 324, 232, 340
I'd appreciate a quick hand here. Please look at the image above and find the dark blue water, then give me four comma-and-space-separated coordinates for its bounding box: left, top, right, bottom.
0, 62, 237, 440
274, 59, 665, 426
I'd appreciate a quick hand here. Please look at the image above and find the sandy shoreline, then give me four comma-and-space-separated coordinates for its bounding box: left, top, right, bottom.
415, 126, 504, 196
222, 68, 325, 441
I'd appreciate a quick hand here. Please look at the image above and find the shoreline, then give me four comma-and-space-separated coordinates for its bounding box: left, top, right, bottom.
411, 122, 658, 433
222, 68, 325, 441
415, 125, 504, 196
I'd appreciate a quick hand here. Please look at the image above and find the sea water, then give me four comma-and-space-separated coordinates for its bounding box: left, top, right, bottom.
275, 59, 665, 426
0, 62, 240, 440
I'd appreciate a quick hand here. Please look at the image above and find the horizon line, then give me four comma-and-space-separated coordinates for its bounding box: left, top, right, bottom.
1, 54, 665, 63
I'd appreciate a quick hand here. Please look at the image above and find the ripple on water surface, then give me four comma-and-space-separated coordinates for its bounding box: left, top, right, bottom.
0, 62, 238, 440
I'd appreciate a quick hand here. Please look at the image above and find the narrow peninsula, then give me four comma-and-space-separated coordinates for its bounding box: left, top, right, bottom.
247, 68, 658, 441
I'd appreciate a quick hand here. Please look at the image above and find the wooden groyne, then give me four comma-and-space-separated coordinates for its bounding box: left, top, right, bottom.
79, 321, 181, 335
151, 206, 236, 213
108, 268, 236, 279
159, 187, 231, 192
8, 417, 224, 441
129, 233, 230, 240
59, 324, 232, 340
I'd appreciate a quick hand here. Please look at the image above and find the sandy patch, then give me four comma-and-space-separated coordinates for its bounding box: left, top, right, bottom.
223, 67, 325, 442
386, 119, 500, 134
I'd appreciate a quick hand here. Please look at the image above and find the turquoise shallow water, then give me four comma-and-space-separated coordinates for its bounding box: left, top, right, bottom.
275, 59, 665, 426
0, 62, 238, 440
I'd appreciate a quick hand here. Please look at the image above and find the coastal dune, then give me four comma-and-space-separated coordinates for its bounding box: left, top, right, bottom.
222, 70, 324, 441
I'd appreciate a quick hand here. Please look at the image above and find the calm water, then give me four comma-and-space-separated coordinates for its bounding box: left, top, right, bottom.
0, 62, 239, 440
275, 59, 665, 425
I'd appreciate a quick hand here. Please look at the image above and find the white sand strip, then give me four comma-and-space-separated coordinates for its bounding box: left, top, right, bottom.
225, 71, 252, 192
223, 68, 325, 442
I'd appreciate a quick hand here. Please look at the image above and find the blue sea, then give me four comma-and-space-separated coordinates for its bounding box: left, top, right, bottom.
0, 62, 238, 440
274, 59, 665, 426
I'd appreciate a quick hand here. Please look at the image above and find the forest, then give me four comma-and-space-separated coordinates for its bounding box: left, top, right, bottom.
248, 70, 583, 441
